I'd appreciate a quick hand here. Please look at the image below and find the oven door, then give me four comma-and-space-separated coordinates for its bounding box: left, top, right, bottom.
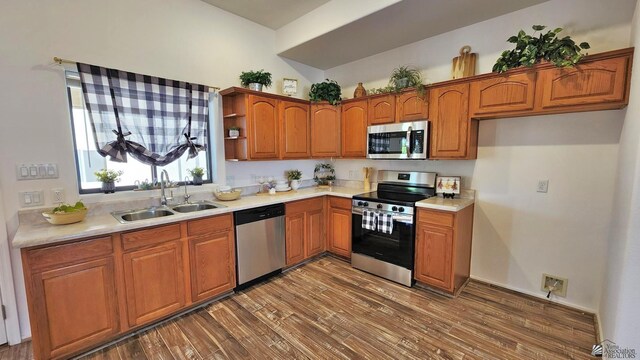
351, 209, 415, 269
367, 121, 428, 160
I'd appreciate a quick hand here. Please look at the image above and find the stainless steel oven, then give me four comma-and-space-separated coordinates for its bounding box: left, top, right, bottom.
367, 121, 428, 160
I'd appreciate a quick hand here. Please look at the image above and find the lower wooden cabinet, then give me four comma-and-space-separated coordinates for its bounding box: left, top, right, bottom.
414, 205, 474, 294
285, 199, 325, 266
326, 196, 352, 258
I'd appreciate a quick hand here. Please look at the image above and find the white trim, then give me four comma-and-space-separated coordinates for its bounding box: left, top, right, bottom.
0, 188, 22, 345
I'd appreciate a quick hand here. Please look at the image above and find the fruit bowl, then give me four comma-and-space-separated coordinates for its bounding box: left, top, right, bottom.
42, 208, 88, 225
213, 189, 242, 201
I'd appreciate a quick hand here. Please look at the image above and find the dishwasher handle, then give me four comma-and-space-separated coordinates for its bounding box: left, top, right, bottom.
234, 203, 285, 226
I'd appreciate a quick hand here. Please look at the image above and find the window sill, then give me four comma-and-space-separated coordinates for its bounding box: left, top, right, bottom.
80, 183, 221, 205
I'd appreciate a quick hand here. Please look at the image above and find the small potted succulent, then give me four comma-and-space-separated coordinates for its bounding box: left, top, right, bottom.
309, 79, 342, 106
286, 169, 302, 190
239, 69, 272, 91
228, 126, 241, 138
94, 169, 123, 194
188, 167, 205, 185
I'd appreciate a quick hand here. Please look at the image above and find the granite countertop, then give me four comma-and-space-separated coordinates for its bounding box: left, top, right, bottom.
13, 186, 475, 249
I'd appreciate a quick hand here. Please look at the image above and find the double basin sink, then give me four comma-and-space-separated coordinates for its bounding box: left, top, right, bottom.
111, 200, 225, 223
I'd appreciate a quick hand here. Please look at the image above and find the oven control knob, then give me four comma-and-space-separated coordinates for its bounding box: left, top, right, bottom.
392, 206, 398, 211
357, 201, 364, 206
398, 207, 405, 212
377, 204, 383, 210
363, 202, 369, 207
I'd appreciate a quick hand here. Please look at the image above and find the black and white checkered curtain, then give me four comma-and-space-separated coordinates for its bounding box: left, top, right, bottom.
77, 63, 209, 166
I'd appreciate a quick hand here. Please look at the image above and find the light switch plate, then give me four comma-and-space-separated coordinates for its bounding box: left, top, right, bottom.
16, 163, 59, 180
19, 190, 44, 207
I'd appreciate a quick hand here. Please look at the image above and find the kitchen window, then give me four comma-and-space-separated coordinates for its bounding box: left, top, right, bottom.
66, 70, 213, 193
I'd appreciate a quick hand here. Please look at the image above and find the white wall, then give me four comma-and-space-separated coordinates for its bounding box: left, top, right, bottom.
599, 1, 640, 350
0, 0, 323, 339
326, 0, 634, 312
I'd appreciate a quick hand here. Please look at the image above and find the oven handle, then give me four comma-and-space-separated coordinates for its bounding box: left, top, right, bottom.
406, 125, 412, 153
352, 208, 414, 224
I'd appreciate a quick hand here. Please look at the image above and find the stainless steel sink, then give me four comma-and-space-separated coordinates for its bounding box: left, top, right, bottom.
112, 207, 175, 223
171, 200, 224, 213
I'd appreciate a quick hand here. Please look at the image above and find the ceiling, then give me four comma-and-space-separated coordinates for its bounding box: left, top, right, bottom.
201, 0, 330, 29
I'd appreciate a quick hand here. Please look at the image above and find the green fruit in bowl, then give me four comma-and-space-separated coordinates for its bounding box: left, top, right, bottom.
52, 201, 87, 214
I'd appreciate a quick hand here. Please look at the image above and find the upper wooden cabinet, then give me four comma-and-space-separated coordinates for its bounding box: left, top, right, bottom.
285, 199, 325, 266
469, 72, 537, 117
279, 100, 310, 159
368, 94, 396, 125
248, 95, 279, 159
341, 100, 368, 158
429, 83, 478, 160
396, 89, 429, 122
311, 103, 341, 157
536, 54, 631, 111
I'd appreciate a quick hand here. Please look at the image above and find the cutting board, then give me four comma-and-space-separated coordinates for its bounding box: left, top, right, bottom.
452, 46, 477, 79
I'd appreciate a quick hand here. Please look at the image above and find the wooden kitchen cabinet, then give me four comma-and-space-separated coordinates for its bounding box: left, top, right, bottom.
279, 100, 311, 159
187, 214, 236, 302
310, 103, 341, 157
368, 94, 396, 125
285, 199, 325, 266
341, 99, 368, 158
248, 95, 279, 159
326, 196, 352, 258
429, 83, 478, 159
469, 72, 537, 118
22, 237, 120, 360
396, 89, 429, 122
414, 205, 474, 295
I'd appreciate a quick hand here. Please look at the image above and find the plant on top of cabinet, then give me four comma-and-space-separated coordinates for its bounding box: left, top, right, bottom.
389, 65, 426, 97
95, 169, 123, 194
239, 69, 272, 91
188, 166, 205, 185
287, 169, 302, 190
493, 25, 591, 73
309, 79, 342, 105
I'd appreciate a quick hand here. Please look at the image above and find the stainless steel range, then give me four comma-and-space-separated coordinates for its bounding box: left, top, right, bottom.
351, 170, 437, 286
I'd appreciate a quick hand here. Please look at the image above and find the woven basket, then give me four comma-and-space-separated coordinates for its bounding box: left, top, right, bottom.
213, 189, 242, 201
42, 209, 88, 225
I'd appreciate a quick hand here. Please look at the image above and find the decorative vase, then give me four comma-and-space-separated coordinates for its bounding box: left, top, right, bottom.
353, 82, 367, 98
249, 83, 263, 91
290, 179, 300, 190
228, 129, 240, 138
193, 175, 203, 185
101, 181, 115, 194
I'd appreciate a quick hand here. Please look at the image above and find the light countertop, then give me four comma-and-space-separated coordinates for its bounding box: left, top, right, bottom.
416, 197, 475, 212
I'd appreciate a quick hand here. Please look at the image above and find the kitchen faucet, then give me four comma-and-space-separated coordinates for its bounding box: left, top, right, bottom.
160, 170, 171, 206
183, 176, 192, 203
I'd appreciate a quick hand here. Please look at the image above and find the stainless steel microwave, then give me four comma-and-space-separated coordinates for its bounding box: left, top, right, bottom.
367, 121, 429, 160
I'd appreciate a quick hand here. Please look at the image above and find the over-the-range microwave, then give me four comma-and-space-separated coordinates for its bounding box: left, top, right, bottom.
367, 120, 428, 160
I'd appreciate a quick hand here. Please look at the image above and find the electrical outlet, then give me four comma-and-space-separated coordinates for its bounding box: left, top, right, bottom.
51, 188, 65, 203
537, 179, 549, 193
541, 273, 568, 298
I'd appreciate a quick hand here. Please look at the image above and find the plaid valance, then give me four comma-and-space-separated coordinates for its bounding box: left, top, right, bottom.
77, 63, 209, 166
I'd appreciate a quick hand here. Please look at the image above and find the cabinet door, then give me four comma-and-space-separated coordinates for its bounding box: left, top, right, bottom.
285, 212, 306, 266
469, 72, 536, 117
30, 257, 119, 359
248, 95, 279, 159
123, 241, 185, 327
396, 90, 428, 122
368, 95, 396, 125
327, 207, 351, 258
341, 100, 367, 158
310, 104, 341, 157
536, 56, 630, 110
306, 207, 325, 258
415, 223, 453, 291
280, 101, 310, 159
189, 229, 235, 302
429, 83, 476, 159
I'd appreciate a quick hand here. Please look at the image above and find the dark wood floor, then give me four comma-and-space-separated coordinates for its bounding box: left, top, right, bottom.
3, 257, 597, 359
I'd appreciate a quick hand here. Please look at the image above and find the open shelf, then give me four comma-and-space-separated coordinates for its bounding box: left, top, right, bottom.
224, 136, 247, 140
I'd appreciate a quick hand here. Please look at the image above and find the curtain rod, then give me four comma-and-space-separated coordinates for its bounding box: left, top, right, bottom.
53, 56, 220, 91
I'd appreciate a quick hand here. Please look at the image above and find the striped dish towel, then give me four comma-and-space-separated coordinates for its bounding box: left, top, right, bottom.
362, 209, 377, 231
377, 212, 394, 234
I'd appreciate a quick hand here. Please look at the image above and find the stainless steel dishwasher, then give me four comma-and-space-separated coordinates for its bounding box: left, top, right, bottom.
234, 203, 285, 289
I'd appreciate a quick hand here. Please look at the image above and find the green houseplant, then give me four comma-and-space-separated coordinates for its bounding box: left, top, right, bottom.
188, 167, 205, 185
493, 25, 591, 73
94, 169, 123, 194
286, 169, 302, 190
389, 65, 426, 98
239, 69, 272, 91
309, 79, 342, 106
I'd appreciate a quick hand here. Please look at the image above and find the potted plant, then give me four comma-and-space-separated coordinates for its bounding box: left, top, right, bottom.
188, 167, 205, 185
94, 169, 123, 194
228, 126, 240, 138
493, 25, 590, 73
286, 169, 302, 190
309, 79, 342, 106
388, 65, 426, 97
239, 69, 272, 91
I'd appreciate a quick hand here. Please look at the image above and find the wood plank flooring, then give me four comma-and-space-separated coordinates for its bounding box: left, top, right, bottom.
3, 256, 597, 359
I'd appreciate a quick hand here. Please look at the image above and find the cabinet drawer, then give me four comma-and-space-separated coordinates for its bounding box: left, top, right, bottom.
121, 224, 181, 251
329, 196, 352, 210
187, 214, 233, 236
27, 236, 113, 271
418, 209, 454, 227
286, 198, 323, 214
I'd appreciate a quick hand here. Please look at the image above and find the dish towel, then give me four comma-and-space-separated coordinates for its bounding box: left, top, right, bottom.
377, 212, 394, 234
362, 209, 377, 231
